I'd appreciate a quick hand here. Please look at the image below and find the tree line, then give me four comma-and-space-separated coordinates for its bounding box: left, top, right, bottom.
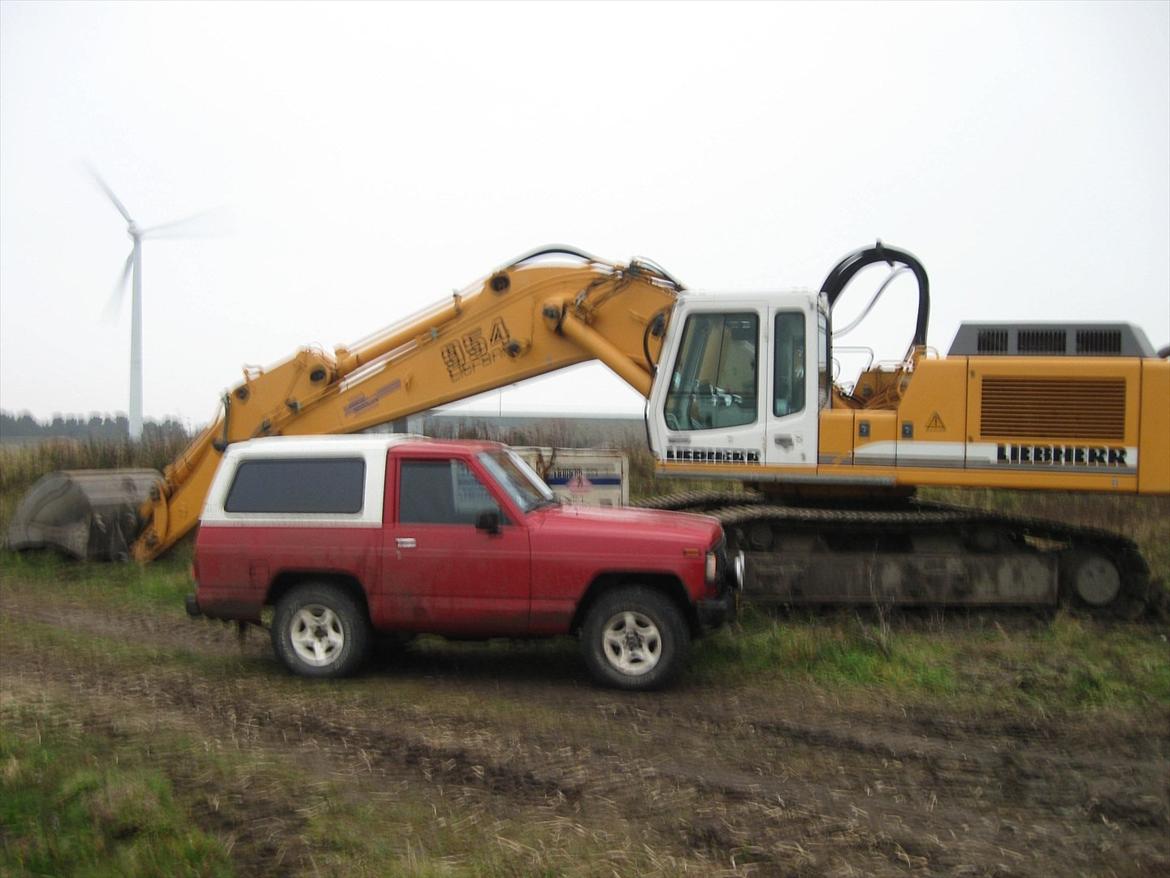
0, 411, 191, 443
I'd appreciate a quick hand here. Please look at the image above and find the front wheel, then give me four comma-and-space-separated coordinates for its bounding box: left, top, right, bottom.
271, 583, 372, 678
580, 586, 690, 691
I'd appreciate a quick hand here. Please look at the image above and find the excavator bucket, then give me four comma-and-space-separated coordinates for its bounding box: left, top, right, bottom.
6, 469, 161, 561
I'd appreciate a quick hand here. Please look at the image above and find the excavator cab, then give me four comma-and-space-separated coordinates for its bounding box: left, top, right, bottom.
648, 293, 829, 471
647, 242, 928, 477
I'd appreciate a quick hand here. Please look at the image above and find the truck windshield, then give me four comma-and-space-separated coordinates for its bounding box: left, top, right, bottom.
478, 449, 556, 513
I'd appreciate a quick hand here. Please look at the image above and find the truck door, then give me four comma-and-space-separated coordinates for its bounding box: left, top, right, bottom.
380, 453, 531, 635
764, 306, 823, 466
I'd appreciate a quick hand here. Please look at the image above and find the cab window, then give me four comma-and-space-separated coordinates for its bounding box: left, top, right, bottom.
773, 312, 806, 417
663, 313, 758, 431
817, 310, 830, 410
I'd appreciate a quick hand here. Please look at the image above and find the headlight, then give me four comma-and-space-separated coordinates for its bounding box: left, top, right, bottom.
705, 551, 718, 584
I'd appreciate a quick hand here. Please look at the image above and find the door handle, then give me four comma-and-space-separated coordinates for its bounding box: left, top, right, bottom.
774, 434, 795, 450
396, 538, 417, 549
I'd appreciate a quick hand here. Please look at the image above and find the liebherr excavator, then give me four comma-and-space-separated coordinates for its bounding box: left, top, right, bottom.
10, 243, 1169, 612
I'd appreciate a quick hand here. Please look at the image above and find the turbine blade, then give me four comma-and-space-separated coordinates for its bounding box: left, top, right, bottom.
84, 163, 134, 224
140, 206, 229, 238
103, 251, 134, 320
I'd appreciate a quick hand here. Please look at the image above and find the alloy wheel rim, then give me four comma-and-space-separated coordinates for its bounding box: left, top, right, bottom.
601, 610, 662, 676
290, 604, 344, 666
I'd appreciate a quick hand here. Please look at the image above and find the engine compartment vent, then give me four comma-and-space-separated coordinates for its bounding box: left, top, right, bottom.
1017, 329, 1066, 355
949, 323, 1155, 358
976, 329, 1009, 354
1076, 329, 1123, 355
980, 377, 1126, 441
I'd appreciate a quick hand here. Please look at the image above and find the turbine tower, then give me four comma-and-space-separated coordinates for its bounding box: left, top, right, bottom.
90, 167, 211, 441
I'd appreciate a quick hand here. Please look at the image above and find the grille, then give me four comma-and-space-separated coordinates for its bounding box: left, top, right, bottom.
1017, 330, 1066, 355
1075, 329, 1122, 355
976, 329, 1009, 354
980, 377, 1126, 440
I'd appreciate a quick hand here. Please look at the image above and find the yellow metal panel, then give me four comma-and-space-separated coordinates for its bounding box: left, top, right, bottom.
896, 358, 968, 443
854, 410, 897, 467
817, 410, 855, 465
1138, 360, 1170, 494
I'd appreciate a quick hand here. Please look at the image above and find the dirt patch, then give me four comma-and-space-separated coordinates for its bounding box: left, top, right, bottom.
2, 577, 1168, 876
0, 585, 270, 658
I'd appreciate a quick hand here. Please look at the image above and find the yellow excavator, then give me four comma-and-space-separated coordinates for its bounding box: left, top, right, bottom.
10, 243, 1169, 612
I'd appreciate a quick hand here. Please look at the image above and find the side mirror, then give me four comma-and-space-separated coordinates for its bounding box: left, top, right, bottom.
475, 509, 501, 535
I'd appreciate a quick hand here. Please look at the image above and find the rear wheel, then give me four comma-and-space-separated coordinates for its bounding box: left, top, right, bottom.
580, 586, 690, 691
272, 583, 372, 678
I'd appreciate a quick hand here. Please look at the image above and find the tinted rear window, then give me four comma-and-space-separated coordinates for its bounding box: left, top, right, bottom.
224, 458, 365, 514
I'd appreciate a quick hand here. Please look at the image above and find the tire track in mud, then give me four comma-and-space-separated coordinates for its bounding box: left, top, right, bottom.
3, 583, 1169, 876
585, 692, 1170, 871
0, 588, 271, 657
1, 594, 931, 873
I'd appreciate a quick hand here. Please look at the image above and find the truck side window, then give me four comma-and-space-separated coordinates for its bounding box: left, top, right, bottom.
663, 313, 758, 431
774, 312, 806, 417
399, 459, 502, 525
224, 458, 365, 514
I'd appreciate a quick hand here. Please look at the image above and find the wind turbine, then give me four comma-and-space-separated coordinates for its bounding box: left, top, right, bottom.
90, 167, 214, 441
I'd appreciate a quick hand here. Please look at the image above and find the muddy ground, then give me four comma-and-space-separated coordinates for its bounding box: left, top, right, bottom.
2, 580, 1168, 877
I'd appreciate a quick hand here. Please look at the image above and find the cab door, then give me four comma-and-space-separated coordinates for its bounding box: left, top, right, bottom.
764, 305, 823, 467
379, 452, 530, 636
654, 303, 767, 468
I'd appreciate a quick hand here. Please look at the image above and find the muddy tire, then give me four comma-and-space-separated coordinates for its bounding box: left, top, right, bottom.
580, 586, 690, 691
272, 583, 371, 678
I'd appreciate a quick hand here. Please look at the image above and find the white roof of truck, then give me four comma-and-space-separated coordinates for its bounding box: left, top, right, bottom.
220, 433, 426, 460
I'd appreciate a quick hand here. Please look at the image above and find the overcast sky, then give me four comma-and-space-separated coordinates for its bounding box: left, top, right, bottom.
2, 1, 1167, 426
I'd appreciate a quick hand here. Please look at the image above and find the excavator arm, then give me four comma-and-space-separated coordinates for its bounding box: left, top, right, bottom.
132, 248, 681, 560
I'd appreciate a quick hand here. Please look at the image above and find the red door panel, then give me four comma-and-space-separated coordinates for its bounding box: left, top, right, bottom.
378, 454, 531, 635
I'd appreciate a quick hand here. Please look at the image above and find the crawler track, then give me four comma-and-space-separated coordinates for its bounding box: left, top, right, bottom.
637, 494, 1156, 615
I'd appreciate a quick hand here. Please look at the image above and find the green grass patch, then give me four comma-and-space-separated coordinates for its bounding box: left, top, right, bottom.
0, 547, 194, 615
691, 607, 1170, 711
0, 704, 233, 878
1020, 614, 1170, 708
691, 608, 958, 696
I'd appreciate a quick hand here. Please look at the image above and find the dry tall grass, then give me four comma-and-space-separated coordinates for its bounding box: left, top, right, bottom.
0, 437, 192, 533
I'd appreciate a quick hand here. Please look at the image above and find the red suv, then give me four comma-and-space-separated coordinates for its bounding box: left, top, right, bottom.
188, 436, 740, 690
